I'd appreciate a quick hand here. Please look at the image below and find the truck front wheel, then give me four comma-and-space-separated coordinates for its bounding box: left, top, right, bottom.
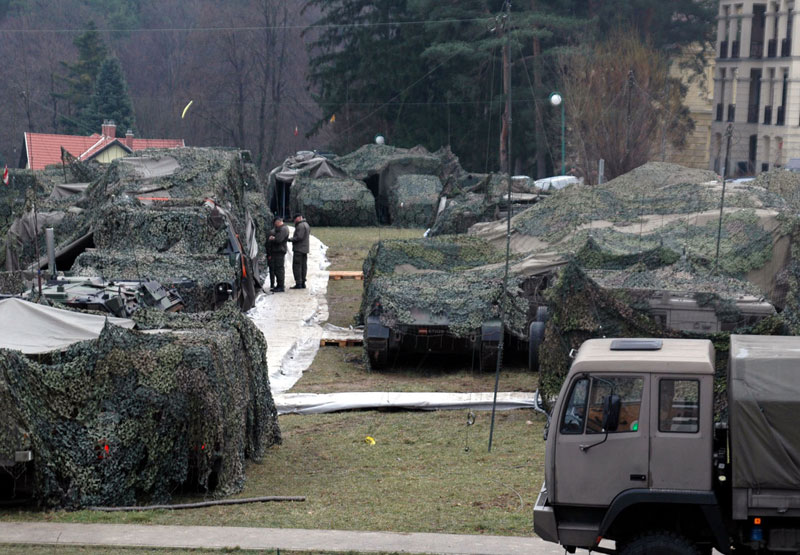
619, 531, 700, 555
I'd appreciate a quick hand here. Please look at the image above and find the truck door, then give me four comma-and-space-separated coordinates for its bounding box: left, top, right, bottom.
649, 375, 712, 490
553, 374, 650, 506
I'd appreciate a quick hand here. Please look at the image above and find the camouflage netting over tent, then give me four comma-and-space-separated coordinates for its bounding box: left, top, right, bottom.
470, 162, 797, 302
335, 145, 443, 226
290, 176, 378, 226
10, 148, 272, 312
388, 174, 443, 227
0, 304, 280, 508
360, 235, 529, 337
335, 144, 442, 179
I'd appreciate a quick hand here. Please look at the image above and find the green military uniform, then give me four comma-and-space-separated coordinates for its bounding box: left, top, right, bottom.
290, 217, 310, 288
268, 224, 289, 291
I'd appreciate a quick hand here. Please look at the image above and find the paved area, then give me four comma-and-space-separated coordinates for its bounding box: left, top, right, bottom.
247, 229, 330, 393
0, 522, 567, 554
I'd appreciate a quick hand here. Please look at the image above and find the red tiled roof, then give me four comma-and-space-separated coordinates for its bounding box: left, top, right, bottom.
23, 131, 185, 170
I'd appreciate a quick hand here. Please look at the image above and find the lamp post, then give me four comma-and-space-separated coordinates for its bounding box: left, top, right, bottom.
549, 91, 565, 175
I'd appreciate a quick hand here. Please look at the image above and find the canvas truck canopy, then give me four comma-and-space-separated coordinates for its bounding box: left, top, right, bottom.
729, 334, 800, 490
0, 297, 134, 353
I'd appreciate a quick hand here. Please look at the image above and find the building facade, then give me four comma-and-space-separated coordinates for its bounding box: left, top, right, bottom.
711, 0, 800, 175
665, 47, 715, 170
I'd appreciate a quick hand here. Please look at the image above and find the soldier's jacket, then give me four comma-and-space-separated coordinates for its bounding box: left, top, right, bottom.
269, 225, 289, 255
291, 218, 310, 254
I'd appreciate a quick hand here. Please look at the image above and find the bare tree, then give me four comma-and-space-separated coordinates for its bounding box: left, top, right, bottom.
556, 31, 694, 183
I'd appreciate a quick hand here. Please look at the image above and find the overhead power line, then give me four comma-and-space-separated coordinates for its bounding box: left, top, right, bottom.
0, 17, 493, 34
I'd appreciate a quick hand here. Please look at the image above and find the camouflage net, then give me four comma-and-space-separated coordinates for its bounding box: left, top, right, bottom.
428, 193, 486, 235
71, 251, 235, 312
290, 176, 378, 226
0, 304, 280, 508
0, 271, 30, 295
387, 174, 442, 228
537, 263, 787, 416
335, 144, 442, 180
509, 163, 775, 238
360, 235, 527, 337
752, 169, 800, 210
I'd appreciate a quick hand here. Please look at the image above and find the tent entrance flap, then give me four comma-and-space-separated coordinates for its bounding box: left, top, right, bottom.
365, 174, 390, 225
271, 179, 292, 220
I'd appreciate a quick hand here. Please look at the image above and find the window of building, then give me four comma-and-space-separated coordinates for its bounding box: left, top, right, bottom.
658, 379, 700, 433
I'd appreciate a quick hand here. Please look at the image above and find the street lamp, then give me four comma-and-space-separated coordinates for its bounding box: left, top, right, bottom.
549, 92, 565, 175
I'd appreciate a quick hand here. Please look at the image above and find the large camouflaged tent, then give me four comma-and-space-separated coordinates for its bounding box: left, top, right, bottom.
2, 148, 269, 312
0, 148, 282, 508
0, 304, 280, 508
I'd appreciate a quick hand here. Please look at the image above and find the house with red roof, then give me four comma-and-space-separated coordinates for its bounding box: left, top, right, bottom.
20, 120, 185, 170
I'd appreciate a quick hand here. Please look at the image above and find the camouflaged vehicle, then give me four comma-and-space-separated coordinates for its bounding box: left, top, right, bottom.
364, 162, 793, 373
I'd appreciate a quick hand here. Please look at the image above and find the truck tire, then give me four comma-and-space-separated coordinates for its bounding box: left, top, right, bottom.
528, 321, 545, 372
619, 531, 700, 555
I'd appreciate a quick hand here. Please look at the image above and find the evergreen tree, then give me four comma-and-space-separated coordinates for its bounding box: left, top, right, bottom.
304, 0, 716, 175
88, 57, 135, 134
55, 21, 108, 134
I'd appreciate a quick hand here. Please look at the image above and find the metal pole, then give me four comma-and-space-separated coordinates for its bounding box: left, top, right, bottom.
715, 123, 734, 274
489, 0, 512, 453
560, 102, 565, 175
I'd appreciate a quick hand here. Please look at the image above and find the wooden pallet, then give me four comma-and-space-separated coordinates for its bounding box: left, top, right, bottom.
329, 270, 363, 281
319, 338, 364, 347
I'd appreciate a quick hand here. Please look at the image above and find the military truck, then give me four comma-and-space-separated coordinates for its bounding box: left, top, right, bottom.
534, 335, 800, 554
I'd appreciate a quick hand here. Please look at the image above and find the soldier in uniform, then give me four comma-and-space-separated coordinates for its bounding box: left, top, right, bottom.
267, 216, 289, 292
290, 214, 311, 289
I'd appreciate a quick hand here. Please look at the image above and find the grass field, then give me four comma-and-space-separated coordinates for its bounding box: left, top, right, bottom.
0, 226, 546, 541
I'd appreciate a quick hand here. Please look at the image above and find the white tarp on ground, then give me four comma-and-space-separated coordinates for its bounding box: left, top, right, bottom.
274, 391, 538, 415
247, 228, 330, 393
0, 297, 135, 354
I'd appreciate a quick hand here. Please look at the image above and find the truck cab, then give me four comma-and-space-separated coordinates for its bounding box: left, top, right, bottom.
534, 338, 724, 553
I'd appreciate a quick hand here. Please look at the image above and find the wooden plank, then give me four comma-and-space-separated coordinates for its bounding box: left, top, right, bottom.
328, 271, 363, 281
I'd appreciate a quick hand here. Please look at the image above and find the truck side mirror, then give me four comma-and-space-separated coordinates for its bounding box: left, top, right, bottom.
602, 394, 621, 432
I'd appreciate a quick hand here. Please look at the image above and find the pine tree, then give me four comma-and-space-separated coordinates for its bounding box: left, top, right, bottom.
55, 21, 108, 134
88, 57, 135, 134
304, 0, 716, 175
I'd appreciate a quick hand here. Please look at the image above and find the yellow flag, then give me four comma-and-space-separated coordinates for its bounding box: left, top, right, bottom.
181, 100, 194, 119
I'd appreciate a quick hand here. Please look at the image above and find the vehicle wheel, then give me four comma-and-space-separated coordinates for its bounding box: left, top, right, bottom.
535, 305, 549, 324
619, 531, 701, 555
479, 341, 499, 372
528, 321, 545, 372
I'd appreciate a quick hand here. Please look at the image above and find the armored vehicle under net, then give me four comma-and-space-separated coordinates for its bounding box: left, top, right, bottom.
363, 163, 796, 382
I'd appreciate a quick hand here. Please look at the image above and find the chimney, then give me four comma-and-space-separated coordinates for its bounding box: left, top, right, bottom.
101, 120, 116, 138
125, 129, 134, 148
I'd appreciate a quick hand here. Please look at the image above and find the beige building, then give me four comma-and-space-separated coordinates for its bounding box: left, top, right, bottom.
711, 0, 800, 175
665, 49, 716, 169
